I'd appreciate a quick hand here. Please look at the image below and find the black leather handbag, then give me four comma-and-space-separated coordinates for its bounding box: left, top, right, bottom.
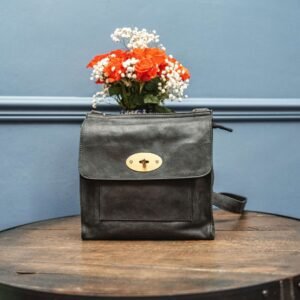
79, 108, 246, 240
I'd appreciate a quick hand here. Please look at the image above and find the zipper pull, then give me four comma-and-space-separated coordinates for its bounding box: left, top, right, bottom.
213, 122, 233, 132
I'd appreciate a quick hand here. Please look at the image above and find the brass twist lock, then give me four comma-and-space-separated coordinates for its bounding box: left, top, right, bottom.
126, 153, 162, 172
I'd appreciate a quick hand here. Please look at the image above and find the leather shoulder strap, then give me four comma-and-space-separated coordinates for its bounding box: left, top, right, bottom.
211, 123, 247, 214
212, 192, 247, 214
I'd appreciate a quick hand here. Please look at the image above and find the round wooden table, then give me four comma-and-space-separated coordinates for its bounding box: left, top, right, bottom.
0, 211, 299, 300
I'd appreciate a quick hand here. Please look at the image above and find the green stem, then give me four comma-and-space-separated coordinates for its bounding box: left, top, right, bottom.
139, 82, 145, 94
120, 83, 130, 109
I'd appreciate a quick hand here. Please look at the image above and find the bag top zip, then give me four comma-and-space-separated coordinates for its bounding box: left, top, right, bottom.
88, 108, 211, 118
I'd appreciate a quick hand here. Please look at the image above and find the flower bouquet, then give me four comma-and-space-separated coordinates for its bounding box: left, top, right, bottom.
87, 27, 190, 113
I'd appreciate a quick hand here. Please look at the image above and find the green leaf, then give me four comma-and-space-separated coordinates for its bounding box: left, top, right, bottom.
144, 78, 160, 92
131, 94, 144, 106
143, 94, 160, 104
108, 85, 122, 97
152, 105, 174, 113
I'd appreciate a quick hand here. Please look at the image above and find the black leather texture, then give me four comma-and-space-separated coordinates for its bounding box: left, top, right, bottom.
79, 109, 218, 240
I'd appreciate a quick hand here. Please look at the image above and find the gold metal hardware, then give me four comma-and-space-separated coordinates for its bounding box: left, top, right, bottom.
126, 153, 162, 172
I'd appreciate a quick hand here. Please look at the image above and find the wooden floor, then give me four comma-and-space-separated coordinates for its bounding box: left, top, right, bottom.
0, 211, 299, 299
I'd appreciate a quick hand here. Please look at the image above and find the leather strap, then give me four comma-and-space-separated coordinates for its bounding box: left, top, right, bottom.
212, 192, 247, 214
211, 124, 246, 214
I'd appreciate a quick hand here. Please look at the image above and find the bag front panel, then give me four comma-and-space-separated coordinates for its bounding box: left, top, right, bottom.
80, 173, 214, 240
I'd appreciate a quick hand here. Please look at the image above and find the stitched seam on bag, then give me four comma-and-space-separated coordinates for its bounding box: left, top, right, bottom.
99, 183, 102, 222
80, 168, 212, 181
79, 178, 85, 223
209, 114, 215, 238
80, 165, 212, 181
98, 220, 193, 222
79, 118, 88, 176
89, 115, 210, 119
191, 178, 195, 223
99, 213, 193, 222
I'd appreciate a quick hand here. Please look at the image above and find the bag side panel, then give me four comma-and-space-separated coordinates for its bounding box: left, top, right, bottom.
80, 176, 100, 239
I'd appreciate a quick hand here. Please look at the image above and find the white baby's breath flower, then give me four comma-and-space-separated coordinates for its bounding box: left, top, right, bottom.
157, 58, 189, 101
110, 27, 165, 50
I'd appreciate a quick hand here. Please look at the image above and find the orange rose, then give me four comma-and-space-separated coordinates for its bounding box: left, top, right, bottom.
86, 54, 108, 68
109, 49, 127, 59
103, 56, 125, 83
179, 66, 190, 81
135, 58, 158, 81
130, 48, 146, 59
87, 47, 190, 84
86, 49, 127, 69
145, 48, 167, 65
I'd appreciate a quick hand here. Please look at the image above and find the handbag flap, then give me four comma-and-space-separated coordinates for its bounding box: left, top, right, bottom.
79, 110, 212, 180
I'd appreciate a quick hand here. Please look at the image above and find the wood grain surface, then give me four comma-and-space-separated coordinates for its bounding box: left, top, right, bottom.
0, 211, 299, 299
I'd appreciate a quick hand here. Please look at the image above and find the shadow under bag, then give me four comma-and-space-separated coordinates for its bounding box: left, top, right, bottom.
79, 109, 247, 239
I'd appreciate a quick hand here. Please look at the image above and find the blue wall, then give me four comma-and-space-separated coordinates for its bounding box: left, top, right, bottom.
0, 0, 300, 230
0, 0, 300, 97
0, 122, 80, 230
